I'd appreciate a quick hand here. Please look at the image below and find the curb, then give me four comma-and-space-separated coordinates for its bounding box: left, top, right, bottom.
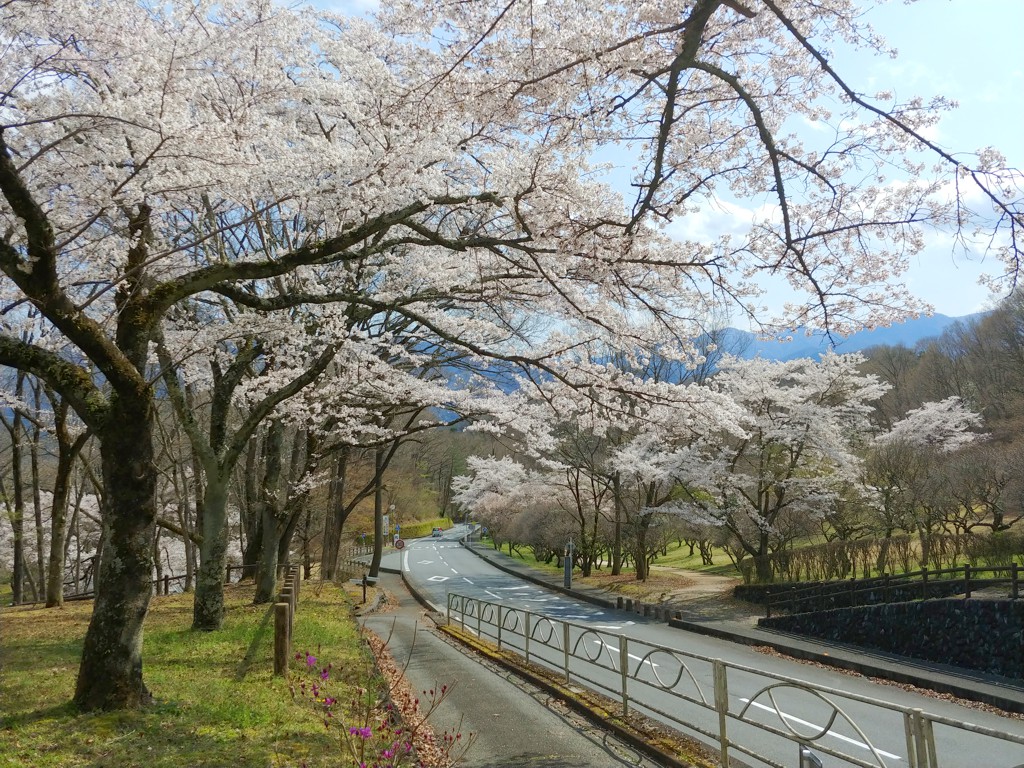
670, 617, 1024, 716
439, 622, 716, 768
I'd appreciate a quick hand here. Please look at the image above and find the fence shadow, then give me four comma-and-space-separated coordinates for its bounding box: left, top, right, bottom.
234, 604, 275, 682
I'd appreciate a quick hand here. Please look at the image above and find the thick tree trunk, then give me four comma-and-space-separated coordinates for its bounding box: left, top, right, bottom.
320, 449, 349, 580
192, 475, 230, 630
255, 508, 284, 603
754, 531, 773, 583
253, 420, 284, 604
240, 437, 261, 580
73, 394, 156, 711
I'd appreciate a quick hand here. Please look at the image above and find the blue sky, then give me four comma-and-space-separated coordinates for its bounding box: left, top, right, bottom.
838, 0, 1024, 317
316, 0, 1023, 319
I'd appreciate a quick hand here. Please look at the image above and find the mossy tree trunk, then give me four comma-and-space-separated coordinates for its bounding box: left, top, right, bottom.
73, 391, 157, 710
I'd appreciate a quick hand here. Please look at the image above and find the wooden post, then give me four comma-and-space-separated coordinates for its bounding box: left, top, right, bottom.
1012, 563, 1019, 600
225, 563, 232, 585
163, 575, 170, 595
274, 602, 290, 677
282, 586, 295, 636
921, 567, 928, 601
964, 564, 972, 599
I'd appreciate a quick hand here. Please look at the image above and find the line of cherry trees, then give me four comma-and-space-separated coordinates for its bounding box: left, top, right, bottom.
2, 0, 1020, 712
454, 296, 1024, 584
0, 362, 476, 608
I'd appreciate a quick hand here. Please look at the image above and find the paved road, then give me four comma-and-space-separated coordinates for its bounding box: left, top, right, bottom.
389, 528, 1024, 768
360, 572, 670, 768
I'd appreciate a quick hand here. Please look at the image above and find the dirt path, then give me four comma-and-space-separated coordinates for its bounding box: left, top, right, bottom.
573, 565, 763, 624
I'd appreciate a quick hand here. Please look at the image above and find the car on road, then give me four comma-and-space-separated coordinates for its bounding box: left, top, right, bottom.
431, 527, 443, 537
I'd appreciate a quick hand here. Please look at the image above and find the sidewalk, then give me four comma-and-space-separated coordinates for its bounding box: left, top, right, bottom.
458, 540, 1024, 716
359, 572, 674, 768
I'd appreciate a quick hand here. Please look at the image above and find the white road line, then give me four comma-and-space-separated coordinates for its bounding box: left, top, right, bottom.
591, 639, 658, 668
403, 551, 409, 572
485, 590, 503, 601
739, 699, 901, 760
450, 568, 459, 574
463, 578, 474, 585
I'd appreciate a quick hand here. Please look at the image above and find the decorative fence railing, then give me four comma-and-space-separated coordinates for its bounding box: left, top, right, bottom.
763, 563, 1022, 618
446, 592, 1024, 768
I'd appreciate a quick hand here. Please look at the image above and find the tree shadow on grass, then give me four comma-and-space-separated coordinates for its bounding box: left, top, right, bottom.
234, 603, 274, 682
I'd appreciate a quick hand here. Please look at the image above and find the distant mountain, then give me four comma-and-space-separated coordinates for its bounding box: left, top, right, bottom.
722, 313, 982, 362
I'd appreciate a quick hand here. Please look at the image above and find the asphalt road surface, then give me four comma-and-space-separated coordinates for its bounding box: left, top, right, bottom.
393, 527, 1024, 768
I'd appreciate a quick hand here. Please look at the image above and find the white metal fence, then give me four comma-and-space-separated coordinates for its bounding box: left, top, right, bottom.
446, 592, 1024, 768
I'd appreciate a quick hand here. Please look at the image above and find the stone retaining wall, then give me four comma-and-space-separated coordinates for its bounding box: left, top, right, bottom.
759, 599, 1024, 679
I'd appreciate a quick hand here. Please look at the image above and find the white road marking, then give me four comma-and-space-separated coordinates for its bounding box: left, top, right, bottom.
428, 575, 450, 582
739, 699, 901, 760
450, 568, 459, 574
485, 590, 503, 601
463, 578, 474, 585
591, 639, 658, 667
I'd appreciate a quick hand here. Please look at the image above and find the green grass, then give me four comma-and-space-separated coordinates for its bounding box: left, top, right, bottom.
483, 537, 741, 579
647, 545, 740, 574
0, 582, 376, 767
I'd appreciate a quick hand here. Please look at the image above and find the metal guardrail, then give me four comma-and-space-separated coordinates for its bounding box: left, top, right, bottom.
765, 563, 1022, 617
446, 592, 1024, 768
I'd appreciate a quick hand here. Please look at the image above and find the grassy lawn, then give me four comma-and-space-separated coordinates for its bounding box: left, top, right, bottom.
485, 538, 741, 578
0, 582, 376, 768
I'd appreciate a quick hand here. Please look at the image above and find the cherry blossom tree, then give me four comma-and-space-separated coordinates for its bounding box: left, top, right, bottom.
3, 0, 1021, 712
0, 0, 684, 709
667, 353, 887, 581
384, 0, 1023, 332
867, 395, 985, 566
875, 397, 984, 452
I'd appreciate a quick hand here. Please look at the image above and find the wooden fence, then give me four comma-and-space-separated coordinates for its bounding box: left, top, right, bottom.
273, 564, 302, 677
765, 562, 1022, 617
